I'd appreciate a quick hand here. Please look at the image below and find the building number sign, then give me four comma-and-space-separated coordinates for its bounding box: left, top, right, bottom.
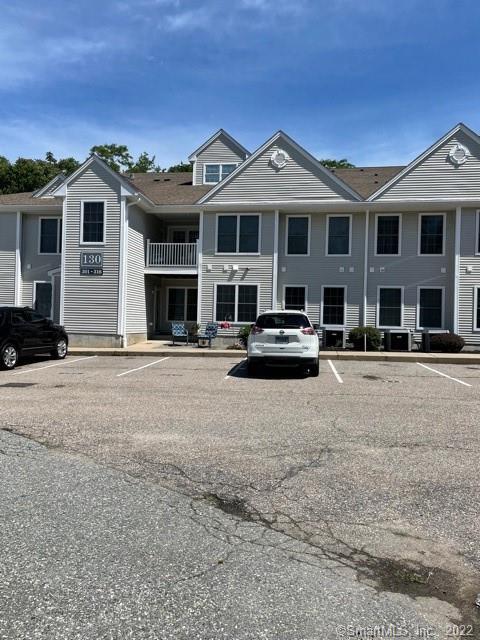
80, 252, 103, 275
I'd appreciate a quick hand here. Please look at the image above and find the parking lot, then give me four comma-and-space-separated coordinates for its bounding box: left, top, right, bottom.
1, 354, 480, 638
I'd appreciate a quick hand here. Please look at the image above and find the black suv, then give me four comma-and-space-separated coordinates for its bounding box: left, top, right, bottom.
0, 307, 68, 370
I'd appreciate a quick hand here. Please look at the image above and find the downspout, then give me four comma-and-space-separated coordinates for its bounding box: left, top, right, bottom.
272, 209, 279, 309
363, 209, 370, 327
453, 206, 461, 334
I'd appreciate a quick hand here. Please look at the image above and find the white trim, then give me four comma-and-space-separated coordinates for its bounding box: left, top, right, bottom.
215, 212, 261, 255
203, 163, 239, 185
213, 282, 260, 324
272, 210, 279, 309
14, 211, 22, 306
33, 280, 53, 319
416, 286, 445, 331
376, 286, 404, 329
475, 210, 480, 256
166, 286, 198, 322
368, 123, 480, 201
454, 207, 461, 334
192, 161, 197, 186
326, 214, 352, 257
59, 196, 67, 325
197, 211, 204, 325
38, 216, 62, 255
374, 213, 402, 257
118, 198, 129, 342
80, 200, 107, 246
188, 129, 250, 162
198, 130, 362, 204
473, 286, 480, 332
283, 285, 308, 312
33, 173, 66, 198
321, 285, 347, 328
362, 209, 369, 326
417, 212, 446, 257
285, 214, 311, 256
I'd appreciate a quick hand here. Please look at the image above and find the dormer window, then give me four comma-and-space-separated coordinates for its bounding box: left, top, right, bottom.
204, 163, 237, 184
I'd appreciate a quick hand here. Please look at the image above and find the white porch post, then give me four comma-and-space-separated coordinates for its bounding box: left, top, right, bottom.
197, 210, 204, 326
362, 209, 370, 326
272, 209, 279, 310
14, 211, 22, 305
453, 206, 461, 334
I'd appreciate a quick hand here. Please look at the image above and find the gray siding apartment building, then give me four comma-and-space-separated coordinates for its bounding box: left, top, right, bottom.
2, 122, 480, 348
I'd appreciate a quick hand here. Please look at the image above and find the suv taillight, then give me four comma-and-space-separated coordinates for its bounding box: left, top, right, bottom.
251, 326, 264, 334
301, 327, 315, 335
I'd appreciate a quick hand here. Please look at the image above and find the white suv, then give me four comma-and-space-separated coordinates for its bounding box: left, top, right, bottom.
247, 310, 320, 376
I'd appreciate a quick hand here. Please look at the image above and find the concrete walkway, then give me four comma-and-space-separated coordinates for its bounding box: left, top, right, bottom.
68, 340, 480, 364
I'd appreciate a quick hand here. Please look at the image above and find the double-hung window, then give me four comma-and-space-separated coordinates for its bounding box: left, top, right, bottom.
215, 284, 258, 323
167, 288, 197, 322
284, 286, 307, 311
419, 214, 444, 255
204, 163, 237, 184
418, 288, 443, 329
216, 214, 260, 253
378, 287, 403, 328
39, 218, 62, 254
327, 215, 351, 255
376, 215, 400, 255
286, 216, 310, 255
322, 287, 346, 326
81, 202, 105, 244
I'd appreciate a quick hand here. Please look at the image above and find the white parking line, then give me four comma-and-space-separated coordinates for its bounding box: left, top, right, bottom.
116, 357, 170, 378
224, 359, 246, 380
327, 359, 343, 384
417, 362, 472, 387
14, 355, 98, 375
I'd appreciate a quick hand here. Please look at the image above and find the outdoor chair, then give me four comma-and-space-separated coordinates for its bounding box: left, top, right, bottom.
171, 322, 189, 346
197, 322, 218, 348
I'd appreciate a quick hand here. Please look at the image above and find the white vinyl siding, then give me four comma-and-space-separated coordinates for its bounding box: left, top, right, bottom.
194, 134, 247, 185
0, 212, 17, 305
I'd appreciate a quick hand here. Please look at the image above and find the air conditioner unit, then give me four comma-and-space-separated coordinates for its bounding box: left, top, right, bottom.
383, 329, 412, 352
322, 328, 346, 349
421, 329, 448, 353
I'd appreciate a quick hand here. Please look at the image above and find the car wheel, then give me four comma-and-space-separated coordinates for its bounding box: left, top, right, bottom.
0, 343, 19, 370
51, 338, 68, 360
247, 360, 261, 377
310, 360, 320, 377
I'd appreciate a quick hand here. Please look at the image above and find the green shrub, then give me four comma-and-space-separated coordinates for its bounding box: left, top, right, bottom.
348, 326, 382, 351
429, 333, 465, 353
237, 325, 252, 348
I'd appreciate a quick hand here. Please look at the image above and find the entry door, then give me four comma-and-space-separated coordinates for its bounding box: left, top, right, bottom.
34, 282, 52, 319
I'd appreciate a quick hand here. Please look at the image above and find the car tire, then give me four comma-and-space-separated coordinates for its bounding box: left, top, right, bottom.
51, 338, 68, 360
247, 360, 261, 377
0, 343, 19, 370
310, 360, 320, 377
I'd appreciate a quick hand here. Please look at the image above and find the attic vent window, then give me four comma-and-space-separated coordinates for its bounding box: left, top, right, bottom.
270, 149, 289, 169
449, 143, 470, 166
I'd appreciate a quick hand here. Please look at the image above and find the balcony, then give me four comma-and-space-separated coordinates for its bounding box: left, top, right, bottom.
145, 241, 198, 274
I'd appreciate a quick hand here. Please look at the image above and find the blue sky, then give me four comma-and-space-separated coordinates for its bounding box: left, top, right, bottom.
1, 0, 480, 168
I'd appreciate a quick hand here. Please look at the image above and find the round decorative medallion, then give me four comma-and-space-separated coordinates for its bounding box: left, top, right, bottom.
270, 149, 289, 169
448, 143, 470, 166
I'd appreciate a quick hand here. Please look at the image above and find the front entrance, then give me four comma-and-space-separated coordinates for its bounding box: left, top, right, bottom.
34, 282, 52, 318
149, 276, 198, 336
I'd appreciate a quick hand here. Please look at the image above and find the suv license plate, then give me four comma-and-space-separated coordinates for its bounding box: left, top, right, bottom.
275, 336, 289, 344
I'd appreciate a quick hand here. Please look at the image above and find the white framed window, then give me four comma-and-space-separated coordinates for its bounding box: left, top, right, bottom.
283, 285, 307, 311
80, 200, 106, 245
215, 213, 261, 254
326, 214, 352, 256
375, 214, 401, 256
418, 213, 445, 256
377, 287, 404, 328
417, 287, 444, 330
204, 163, 238, 184
214, 283, 259, 323
33, 280, 52, 319
321, 286, 347, 327
285, 215, 310, 256
474, 287, 480, 332
168, 227, 199, 243
167, 287, 197, 322
38, 217, 62, 254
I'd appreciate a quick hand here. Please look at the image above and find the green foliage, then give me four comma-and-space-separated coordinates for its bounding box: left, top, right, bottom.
0, 153, 81, 195
429, 333, 465, 353
348, 326, 382, 351
167, 161, 192, 173
90, 144, 133, 173
237, 325, 252, 348
320, 158, 355, 169
130, 151, 161, 173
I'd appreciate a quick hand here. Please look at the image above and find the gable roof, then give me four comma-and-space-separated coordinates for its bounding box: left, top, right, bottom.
197, 130, 363, 204
122, 172, 211, 204
367, 122, 480, 200
188, 129, 250, 162
330, 166, 404, 199
33, 172, 66, 198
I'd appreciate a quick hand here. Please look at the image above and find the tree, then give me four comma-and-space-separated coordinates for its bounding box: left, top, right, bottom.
0, 153, 80, 195
129, 151, 161, 173
89, 144, 133, 173
320, 158, 355, 169
167, 161, 192, 173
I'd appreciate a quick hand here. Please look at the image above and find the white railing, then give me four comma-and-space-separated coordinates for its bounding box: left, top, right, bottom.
147, 241, 198, 268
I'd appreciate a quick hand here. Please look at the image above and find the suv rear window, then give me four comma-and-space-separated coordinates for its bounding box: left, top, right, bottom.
256, 314, 312, 329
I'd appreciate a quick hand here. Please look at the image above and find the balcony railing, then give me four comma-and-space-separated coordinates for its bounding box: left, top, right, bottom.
146, 241, 198, 268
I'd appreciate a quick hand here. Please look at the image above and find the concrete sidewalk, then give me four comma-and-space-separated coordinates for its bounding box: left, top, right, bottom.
68, 340, 480, 364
